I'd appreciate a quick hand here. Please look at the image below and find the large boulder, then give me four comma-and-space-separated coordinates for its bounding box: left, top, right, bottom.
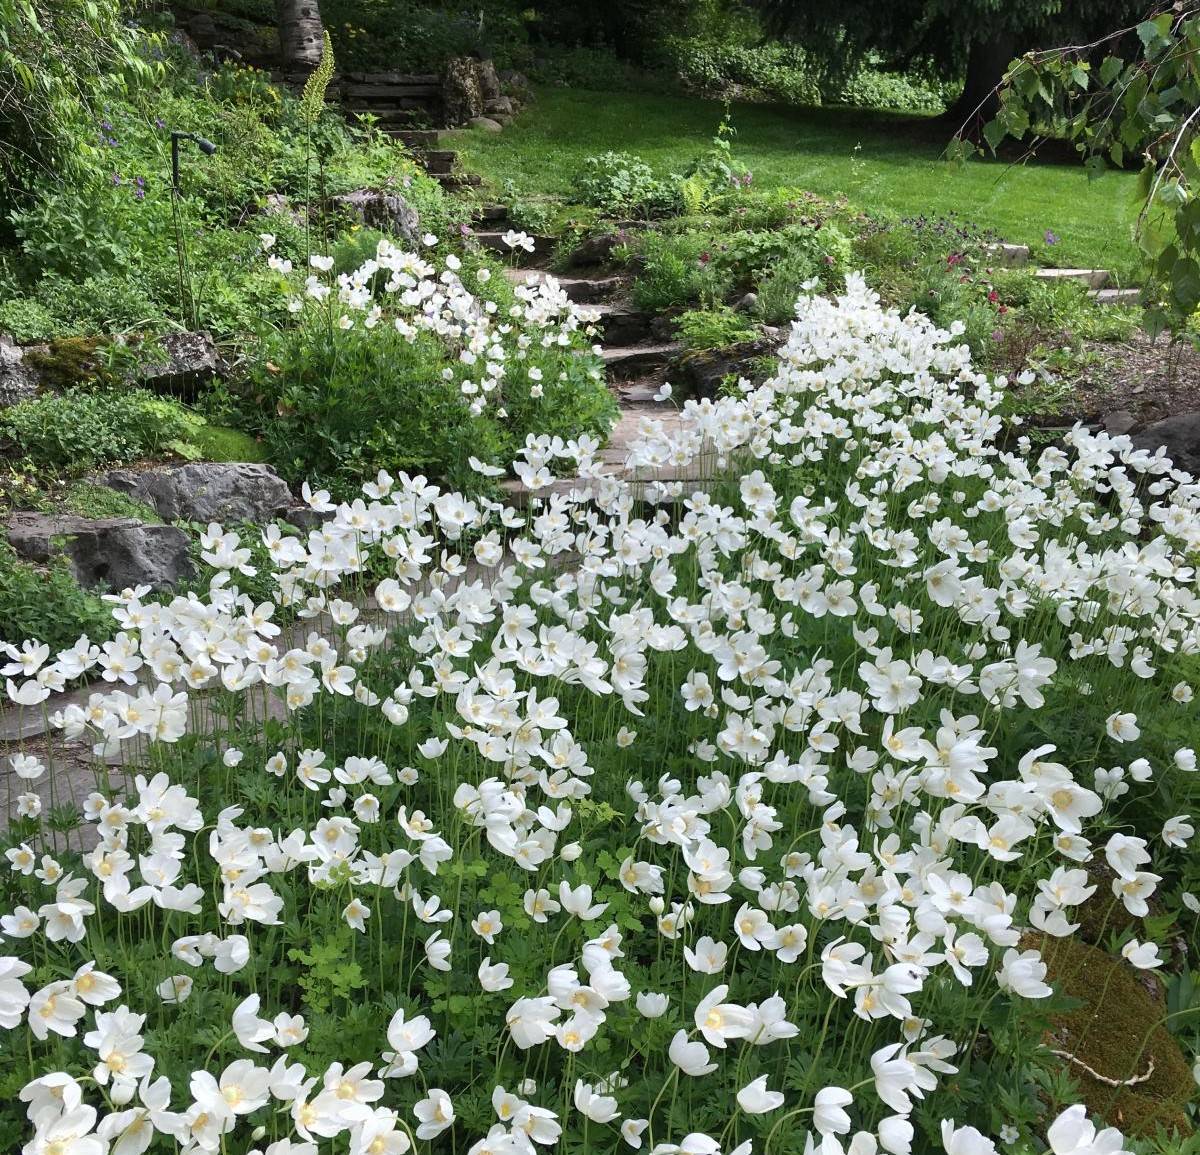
441, 57, 484, 126
95, 462, 295, 525
5, 514, 193, 590
1130, 412, 1200, 477
0, 336, 40, 409
330, 189, 420, 246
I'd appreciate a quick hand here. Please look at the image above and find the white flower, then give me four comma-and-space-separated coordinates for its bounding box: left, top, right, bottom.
1046, 1104, 1132, 1155
574, 1079, 620, 1123
941, 1120, 998, 1155
635, 991, 669, 1018
736, 1075, 785, 1115
668, 1029, 716, 1076
1120, 940, 1163, 969
413, 1088, 454, 1140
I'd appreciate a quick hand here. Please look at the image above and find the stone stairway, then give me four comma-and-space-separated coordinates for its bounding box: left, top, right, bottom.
325, 75, 484, 191
499, 264, 709, 506
983, 242, 1140, 304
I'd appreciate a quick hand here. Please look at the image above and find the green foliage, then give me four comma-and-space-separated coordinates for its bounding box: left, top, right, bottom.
666, 37, 822, 105
832, 66, 955, 112
577, 152, 678, 218
630, 230, 733, 312
985, 10, 1200, 339
0, 389, 207, 476
0, 541, 115, 650
0, 0, 162, 190
675, 305, 758, 350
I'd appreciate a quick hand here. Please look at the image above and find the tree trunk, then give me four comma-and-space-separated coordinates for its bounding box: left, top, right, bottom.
276, 0, 325, 74
942, 33, 1018, 137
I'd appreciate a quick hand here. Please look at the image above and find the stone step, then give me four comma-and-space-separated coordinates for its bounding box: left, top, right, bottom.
355, 109, 427, 128
1035, 268, 1110, 289
340, 82, 441, 101
1089, 287, 1142, 305
391, 129, 442, 149
602, 343, 683, 379
473, 230, 554, 264
580, 303, 654, 345
499, 405, 719, 508
435, 172, 482, 191
983, 242, 1030, 267
502, 268, 624, 303
473, 204, 509, 224
417, 149, 458, 175
341, 71, 440, 86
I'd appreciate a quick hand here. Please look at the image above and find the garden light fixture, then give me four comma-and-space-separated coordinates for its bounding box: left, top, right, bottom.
170, 130, 217, 194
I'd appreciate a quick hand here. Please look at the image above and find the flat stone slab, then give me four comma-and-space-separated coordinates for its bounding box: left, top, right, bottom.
601, 343, 683, 379
983, 242, 1030, 267
504, 268, 624, 303
1089, 288, 1141, 305
1035, 268, 1110, 289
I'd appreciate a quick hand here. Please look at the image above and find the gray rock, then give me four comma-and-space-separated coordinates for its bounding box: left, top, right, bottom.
478, 58, 502, 102
263, 192, 307, 227
734, 292, 759, 314
676, 332, 781, 399
1130, 412, 1200, 477
484, 95, 514, 116
96, 462, 294, 525
135, 332, 220, 397
5, 514, 193, 590
569, 231, 628, 269
0, 335, 40, 409
467, 116, 503, 133
1102, 409, 1138, 436
330, 189, 420, 245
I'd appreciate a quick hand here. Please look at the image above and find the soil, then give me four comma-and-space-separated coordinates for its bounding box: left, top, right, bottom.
1070, 331, 1200, 426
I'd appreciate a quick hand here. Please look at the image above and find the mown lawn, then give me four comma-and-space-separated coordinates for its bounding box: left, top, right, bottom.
455, 87, 1144, 275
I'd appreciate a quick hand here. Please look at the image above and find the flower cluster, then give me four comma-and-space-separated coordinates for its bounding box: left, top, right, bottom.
2, 276, 1197, 1154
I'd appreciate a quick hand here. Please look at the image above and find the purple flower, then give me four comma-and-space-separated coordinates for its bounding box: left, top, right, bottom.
111, 172, 122, 186
155, 118, 166, 130
1044, 229, 1059, 245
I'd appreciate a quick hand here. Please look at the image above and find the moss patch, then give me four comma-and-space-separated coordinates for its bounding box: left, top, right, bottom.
23, 337, 113, 390
187, 423, 269, 464
59, 482, 160, 524
1028, 932, 1194, 1137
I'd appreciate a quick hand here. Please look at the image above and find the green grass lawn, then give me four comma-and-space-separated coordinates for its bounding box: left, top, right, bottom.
455, 88, 1143, 275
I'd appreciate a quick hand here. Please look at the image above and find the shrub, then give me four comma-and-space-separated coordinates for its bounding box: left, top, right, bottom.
577, 152, 678, 218
0, 389, 205, 476
832, 67, 956, 113
239, 235, 615, 496
0, 541, 115, 650
630, 230, 733, 312
675, 305, 758, 350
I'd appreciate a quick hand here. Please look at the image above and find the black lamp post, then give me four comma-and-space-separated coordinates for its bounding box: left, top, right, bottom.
170, 131, 217, 194
168, 131, 217, 328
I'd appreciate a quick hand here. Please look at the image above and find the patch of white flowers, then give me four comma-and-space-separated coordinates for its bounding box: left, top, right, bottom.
2, 275, 1198, 1155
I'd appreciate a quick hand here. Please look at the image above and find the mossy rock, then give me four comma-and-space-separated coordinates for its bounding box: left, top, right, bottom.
24, 337, 114, 391
1074, 860, 1163, 948
1028, 932, 1194, 1137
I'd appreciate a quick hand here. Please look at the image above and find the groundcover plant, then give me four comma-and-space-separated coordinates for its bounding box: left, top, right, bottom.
2, 272, 1199, 1154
